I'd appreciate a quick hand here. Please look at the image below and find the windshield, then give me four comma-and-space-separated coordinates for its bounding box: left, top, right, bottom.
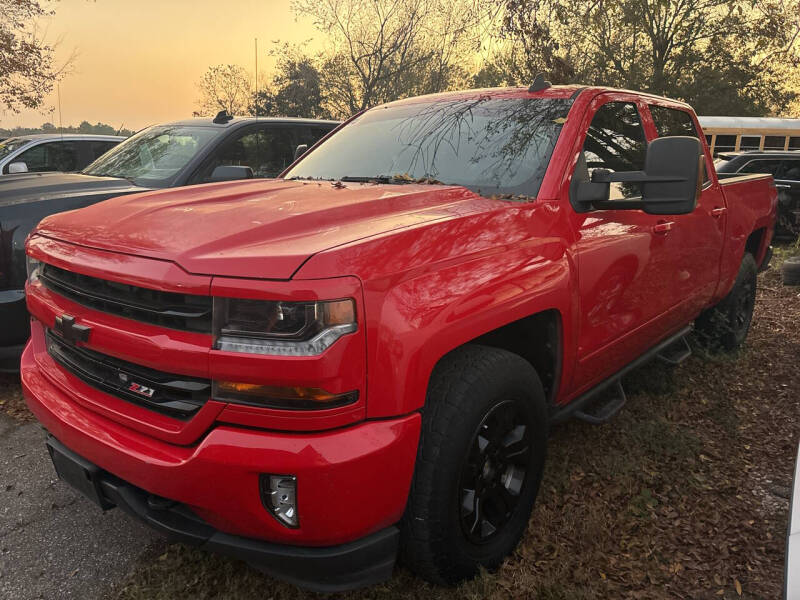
82, 125, 218, 186
284, 96, 572, 197
0, 137, 32, 161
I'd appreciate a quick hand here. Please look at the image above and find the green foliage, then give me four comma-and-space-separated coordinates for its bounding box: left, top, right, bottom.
496, 0, 800, 116
0, 121, 134, 138
250, 44, 332, 119
0, 0, 68, 116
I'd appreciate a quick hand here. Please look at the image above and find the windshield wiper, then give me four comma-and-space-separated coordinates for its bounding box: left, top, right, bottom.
339, 175, 415, 184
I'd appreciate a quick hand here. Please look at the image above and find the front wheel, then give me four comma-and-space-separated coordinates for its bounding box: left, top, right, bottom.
400, 345, 548, 585
695, 253, 757, 352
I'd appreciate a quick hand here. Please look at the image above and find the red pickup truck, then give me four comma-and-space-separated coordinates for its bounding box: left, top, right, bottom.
21, 85, 776, 592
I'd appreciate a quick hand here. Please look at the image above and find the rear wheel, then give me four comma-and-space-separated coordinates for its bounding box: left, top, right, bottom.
695, 253, 757, 352
400, 345, 547, 584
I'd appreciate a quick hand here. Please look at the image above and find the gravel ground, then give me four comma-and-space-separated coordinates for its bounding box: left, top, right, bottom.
0, 414, 157, 599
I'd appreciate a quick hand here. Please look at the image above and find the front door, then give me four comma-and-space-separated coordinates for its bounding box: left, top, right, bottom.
568, 95, 688, 394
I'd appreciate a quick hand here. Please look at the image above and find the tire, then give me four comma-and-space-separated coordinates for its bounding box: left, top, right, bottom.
400, 345, 548, 585
695, 253, 757, 352
782, 256, 800, 286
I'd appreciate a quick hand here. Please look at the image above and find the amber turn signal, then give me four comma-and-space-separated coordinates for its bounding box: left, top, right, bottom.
213, 381, 358, 410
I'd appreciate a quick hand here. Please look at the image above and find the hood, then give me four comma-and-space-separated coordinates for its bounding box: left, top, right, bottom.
0, 172, 148, 208
34, 178, 494, 279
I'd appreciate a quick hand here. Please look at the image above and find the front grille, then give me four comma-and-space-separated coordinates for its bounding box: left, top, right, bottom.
46, 331, 210, 419
40, 264, 212, 333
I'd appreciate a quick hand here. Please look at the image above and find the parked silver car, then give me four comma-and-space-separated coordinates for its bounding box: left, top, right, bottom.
0, 134, 124, 175
788, 443, 800, 599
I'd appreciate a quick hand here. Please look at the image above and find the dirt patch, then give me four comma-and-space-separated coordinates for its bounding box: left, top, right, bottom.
0, 373, 32, 423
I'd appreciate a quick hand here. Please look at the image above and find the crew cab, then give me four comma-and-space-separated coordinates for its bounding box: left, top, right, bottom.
21, 86, 776, 592
0, 115, 338, 371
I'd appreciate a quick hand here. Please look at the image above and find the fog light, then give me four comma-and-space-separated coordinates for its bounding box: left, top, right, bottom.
260, 474, 298, 528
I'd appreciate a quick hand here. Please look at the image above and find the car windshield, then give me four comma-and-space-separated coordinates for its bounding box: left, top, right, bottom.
0, 137, 32, 161
283, 96, 573, 197
82, 125, 218, 186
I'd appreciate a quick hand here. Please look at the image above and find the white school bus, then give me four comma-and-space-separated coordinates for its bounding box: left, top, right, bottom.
698, 116, 800, 155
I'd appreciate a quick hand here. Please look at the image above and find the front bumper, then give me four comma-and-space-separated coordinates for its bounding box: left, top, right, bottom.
45, 435, 400, 593
21, 337, 421, 587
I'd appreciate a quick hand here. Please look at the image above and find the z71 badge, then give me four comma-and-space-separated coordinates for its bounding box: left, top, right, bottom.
128, 382, 155, 398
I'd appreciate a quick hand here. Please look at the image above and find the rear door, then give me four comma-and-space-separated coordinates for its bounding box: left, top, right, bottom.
645, 103, 725, 319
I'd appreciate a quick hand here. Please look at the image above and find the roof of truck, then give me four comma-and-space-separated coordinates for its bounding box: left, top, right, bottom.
382, 85, 693, 109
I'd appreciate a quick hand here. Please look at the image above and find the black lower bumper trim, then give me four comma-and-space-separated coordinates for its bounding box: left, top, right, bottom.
46, 435, 399, 593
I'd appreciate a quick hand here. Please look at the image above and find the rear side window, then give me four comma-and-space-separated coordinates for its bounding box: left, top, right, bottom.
738, 159, 783, 176
778, 160, 800, 180
583, 101, 647, 200
649, 106, 699, 138
649, 105, 708, 183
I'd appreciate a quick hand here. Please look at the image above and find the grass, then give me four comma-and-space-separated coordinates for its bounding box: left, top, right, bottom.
5, 248, 799, 600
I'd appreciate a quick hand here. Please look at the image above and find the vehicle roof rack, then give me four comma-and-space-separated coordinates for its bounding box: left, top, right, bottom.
529, 74, 552, 92
213, 110, 234, 124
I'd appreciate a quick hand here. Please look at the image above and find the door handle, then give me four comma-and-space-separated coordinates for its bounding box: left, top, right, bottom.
711, 207, 727, 217
775, 184, 791, 189
652, 221, 674, 234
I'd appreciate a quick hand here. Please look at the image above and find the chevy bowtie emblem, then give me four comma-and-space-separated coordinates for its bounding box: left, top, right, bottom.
53, 314, 91, 344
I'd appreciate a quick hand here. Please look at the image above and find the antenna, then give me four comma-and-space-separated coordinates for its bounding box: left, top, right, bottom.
254, 37, 258, 119
57, 84, 64, 139
116, 123, 125, 136
528, 73, 552, 93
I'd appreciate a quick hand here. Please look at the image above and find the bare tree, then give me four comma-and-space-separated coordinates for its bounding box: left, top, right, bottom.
195, 64, 252, 117
292, 0, 490, 118
0, 0, 71, 117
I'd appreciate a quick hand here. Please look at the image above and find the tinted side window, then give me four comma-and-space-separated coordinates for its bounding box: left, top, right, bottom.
777, 160, 800, 181
89, 141, 118, 160
296, 125, 335, 147
650, 106, 698, 138
16, 141, 78, 172
649, 106, 708, 183
738, 159, 783, 176
583, 102, 646, 200
203, 126, 298, 181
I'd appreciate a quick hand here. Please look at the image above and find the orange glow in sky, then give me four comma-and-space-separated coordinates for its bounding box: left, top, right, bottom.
4, 0, 321, 130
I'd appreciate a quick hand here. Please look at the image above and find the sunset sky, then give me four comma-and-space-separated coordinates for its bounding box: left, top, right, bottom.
4, 0, 322, 130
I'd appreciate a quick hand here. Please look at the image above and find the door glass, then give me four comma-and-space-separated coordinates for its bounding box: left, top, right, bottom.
16, 141, 78, 172
738, 159, 783, 176
650, 106, 697, 138
790, 137, 800, 150
582, 102, 647, 200
89, 141, 118, 160
649, 106, 708, 182
205, 126, 297, 180
777, 160, 800, 181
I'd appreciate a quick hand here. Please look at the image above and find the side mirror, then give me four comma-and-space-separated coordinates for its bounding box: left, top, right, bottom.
8, 162, 28, 174
570, 136, 703, 215
294, 144, 308, 161
209, 165, 254, 182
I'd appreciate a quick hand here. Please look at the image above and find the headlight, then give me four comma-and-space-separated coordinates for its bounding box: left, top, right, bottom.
213, 297, 357, 356
26, 255, 42, 284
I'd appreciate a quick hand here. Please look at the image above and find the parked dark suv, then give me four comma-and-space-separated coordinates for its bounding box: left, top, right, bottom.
716, 150, 800, 239
0, 114, 339, 371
